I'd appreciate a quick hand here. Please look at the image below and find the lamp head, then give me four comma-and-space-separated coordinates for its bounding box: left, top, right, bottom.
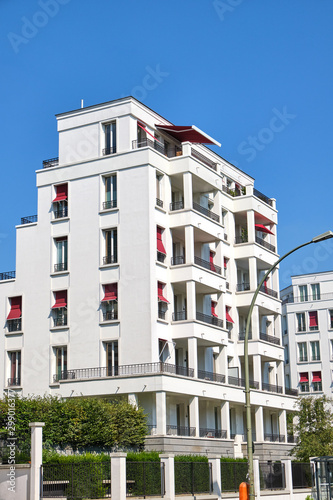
312, 231, 333, 243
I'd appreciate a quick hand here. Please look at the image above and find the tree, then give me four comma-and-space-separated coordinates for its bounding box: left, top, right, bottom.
291, 395, 333, 461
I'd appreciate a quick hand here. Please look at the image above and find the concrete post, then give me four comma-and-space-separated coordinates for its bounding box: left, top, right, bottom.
186, 280, 196, 321
183, 171, 193, 210
160, 454, 175, 500
185, 225, 194, 264
208, 455, 222, 500
156, 391, 167, 435
255, 406, 264, 442
189, 395, 199, 437
281, 458, 293, 498
247, 210, 255, 243
188, 337, 198, 378
253, 457, 261, 500
29, 422, 45, 500
253, 354, 262, 390
110, 452, 127, 500
221, 400, 230, 439
128, 393, 138, 409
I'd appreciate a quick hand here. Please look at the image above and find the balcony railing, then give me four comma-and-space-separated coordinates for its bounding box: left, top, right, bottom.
7, 319, 22, 332
222, 185, 245, 197
103, 311, 118, 321
53, 317, 67, 327
170, 200, 184, 211
171, 256, 185, 266
54, 207, 68, 219
191, 149, 218, 171
132, 138, 181, 158
282, 291, 333, 304
236, 282, 250, 292
158, 310, 166, 320
194, 256, 222, 275
193, 202, 220, 222
259, 332, 280, 345
235, 235, 248, 244
146, 425, 157, 436
0, 271, 16, 281
287, 434, 296, 443
172, 311, 187, 321
264, 433, 285, 442
297, 326, 306, 332
54, 263, 67, 272
259, 284, 278, 298
239, 331, 252, 341
166, 425, 196, 437
21, 215, 38, 225
198, 369, 226, 384
102, 146, 116, 156
102, 200, 117, 210
262, 382, 283, 394
196, 312, 224, 329
253, 188, 273, 207
43, 157, 59, 168
285, 388, 298, 396
242, 432, 257, 442
256, 235, 276, 253
103, 255, 117, 265
228, 376, 259, 389
156, 198, 163, 208
157, 251, 166, 263
199, 428, 227, 439
54, 362, 194, 382
7, 378, 21, 387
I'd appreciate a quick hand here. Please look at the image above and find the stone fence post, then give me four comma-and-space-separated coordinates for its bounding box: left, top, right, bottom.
281, 458, 293, 499
253, 457, 261, 500
160, 454, 175, 500
29, 422, 45, 500
208, 455, 222, 500
110, 452, 127, 500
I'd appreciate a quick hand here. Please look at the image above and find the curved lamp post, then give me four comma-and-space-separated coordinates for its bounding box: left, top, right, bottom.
245, 231, 333, 499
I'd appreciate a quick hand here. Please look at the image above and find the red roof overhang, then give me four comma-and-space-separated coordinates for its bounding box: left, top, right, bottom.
155, 125, 221, 146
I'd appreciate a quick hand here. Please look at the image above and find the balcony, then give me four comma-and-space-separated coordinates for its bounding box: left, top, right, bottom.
102, 200, 117, 210
193, 202, 220, 222
235, 235, 248, 244
239, 331, 252, 341
199, 428, 227, 439
103, 311, 118, 321
194, 256, 222, 275
7, 319, 22, 332
196, 312, 224, 329
253, 188, 273, 207
156, 198, 163, 208
43, 157, 59, 168
259, 284, 278, 298
264, 433, 285, 442
256, 235, 276, 253
102, 146, 116, 156
237, 282, 250, 292
262, 382, 283, 394
171, 256, 185, 266
103, 256, 117, 265
285, 388, 298, 396
228, 376, 259, 389
259, 332, 280, 345
170, 201, 184, 211
191, 149, 218, 171
166, 425, 195, 437
7, 378, 21, 387
54, 207, 68, 219
54, 361, 194, 382
222, 185, 245, 197
198, 369, 226, 384
172, 311, 187, 321
157, 251, 166, 263
132, 138, 181, 158
21, 215, 37, 225
0, 271, 16, 281
54, 263, 67, 272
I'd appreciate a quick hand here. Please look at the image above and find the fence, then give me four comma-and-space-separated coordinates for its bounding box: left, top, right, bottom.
260, 462, 285, 490
292, 462, 312, 488
174, 462, 212, 495
221, 461, 248, 492
126, 461, 165, 497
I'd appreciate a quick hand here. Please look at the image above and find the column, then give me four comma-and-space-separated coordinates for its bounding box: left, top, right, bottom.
160, 454, 175, 500
189, 396, 199, 437
247, 210, 255, 243
253, 354, 262, 390
251, 305, 260, 340
110, 453, 127, 500
156, 391, 167, 435
274, 313, 282, 341
128, 393, 138, 409
183, 171, 193, 210
29, 422, 45, 500
234, 407, 243, 458
277, 360, 285, 392
281, 459, 293, 497
249, 256, 257, 291
253, 457, 261, 500
188, 337, 198, 378
221, 401, 230, 439
185, 225, 194, 264
279, 409, 287, 442
255, 406, 264, 442
208, 455, 222, 500
215, 345, 227, 375
186, 280, 196, 321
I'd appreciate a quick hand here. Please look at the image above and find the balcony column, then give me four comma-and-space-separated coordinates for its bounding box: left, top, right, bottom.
274, 312, 282, 341
185, 225, 195, 264
215, 345, 227, 375
128, 394, 138, 409
253, 354, 262, 390
271, 268, 280, 295
279, 409, 287, 442
156, 391, 167, 435
188, 337, 198, 378
249, 256, 257, 291
251, 304, 260, 341
186, 280, 196, 321
255, 405, 264, 442
247, 209, 255, 243
221, 401, 230, 439
189, 396, 199, 437
277, 360, 285, 392
183, 171, 193, 210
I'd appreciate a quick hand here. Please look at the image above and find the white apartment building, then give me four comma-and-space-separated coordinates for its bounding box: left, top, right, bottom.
282, 271, 333, 398
0, 96, 297, 459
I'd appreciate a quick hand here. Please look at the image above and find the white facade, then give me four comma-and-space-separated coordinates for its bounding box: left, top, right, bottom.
282, 271, 333, 398
0, 96, 297, 459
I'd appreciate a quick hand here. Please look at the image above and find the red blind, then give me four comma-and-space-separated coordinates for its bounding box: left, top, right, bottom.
53, 184, 68, 202
52, 290, 67, 309
255, 224, 274, 235
211, 301, 218, 317
226, 308, 234, 323
299, 372, 309, 383
210, 251, 216, 272
158, 282, 169, 303
312, 371, 321, 382
224, 258, 227, 269
102, 284, 117, 302
7, 297, 22, 320
309, 311, 318, 327
157, 227, 166, 254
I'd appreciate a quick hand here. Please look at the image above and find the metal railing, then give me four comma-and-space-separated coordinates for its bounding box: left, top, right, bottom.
259, 332, 280, 345
53, 317, 67, 327
102, 200, 117, 210
193, 202, 220, 222
283, 291, 333, 303
191, 148, 217, 170
175, 462, 212, 495
132, 138, 181, 158
254, 188, 273, 207
194, 255, 222, 274
0, 271, 16, 281
146, 425, 157, 436
263, 434, 285, 443
285, 388, 298, 396
21, 215, 37, 225
259, 462, 285, 490
237, 282, 250, 291
170, 200, 184, 211
103, 255, 117, 265
156, 198, 163, 208
235, 235, 248, 244
102, 146, 116, 155
7, 319, 22, 332
291, 462, 312, 489
239, 331, 252, 340
54, 362, 194, 382
199, 428, 227, 438
287, 434, 296, 442
222, 185, 244, 197
54, 207, 68, 219
126, 461, 165, 497
171, 255, 185, 265
166, 426, 196, 437
172, 311, 187, 321
262, 382, 283, 394
54, 263, 67, 272
43, 157, 59, 168
256, 235, 276, 253
7, 378, 21, 387
158, 310, 166, 320
221, 462, 249, 492
157, 251, 166, 263
228, 376, 259, 389
259, 284, 278, 298
198, 369, 226, 384
196, 311, 224, 328
103, 311, 118, 321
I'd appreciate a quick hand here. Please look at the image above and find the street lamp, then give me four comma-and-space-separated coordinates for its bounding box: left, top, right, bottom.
244, 231, 333, 499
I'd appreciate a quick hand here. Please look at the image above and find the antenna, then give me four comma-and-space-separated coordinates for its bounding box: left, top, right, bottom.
81, 99, 84, 109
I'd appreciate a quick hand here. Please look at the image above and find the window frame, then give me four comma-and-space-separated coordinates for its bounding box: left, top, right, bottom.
103, 174, 117, 210
102, 121, 117, 156
103, 228, 118, 265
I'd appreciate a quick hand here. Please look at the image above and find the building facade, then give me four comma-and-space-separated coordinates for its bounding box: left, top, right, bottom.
282, 271, 333, 398
0, 97, 297, 459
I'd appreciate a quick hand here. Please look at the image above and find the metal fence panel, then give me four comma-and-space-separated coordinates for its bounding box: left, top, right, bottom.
126, 461, 165, 498
292, 462, 312, 489
221, 462, 248, 492
174, 462, 212, 495
259, 462, 285, 490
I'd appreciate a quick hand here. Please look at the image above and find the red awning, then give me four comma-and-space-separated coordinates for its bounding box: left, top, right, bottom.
226, 309, 234, 323
157, 227, 166, 254
210, 251, 216, 272
138, 122, 163, 144
309, 311, 318, 327
7, 296, 22, 320
155, 124, 221, 146
224, 258, 227, 269
53, 184, 68, 202
312, 372, 322, 382
158, 282, 169, 303
255, 224, 274, 235
299, 373, 309, 383
211, 301, 218, 318
102, 284, 117, 302
52, 290, 67, 309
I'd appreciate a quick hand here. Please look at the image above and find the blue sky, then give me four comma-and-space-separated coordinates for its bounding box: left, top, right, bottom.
1, 0, 333, 288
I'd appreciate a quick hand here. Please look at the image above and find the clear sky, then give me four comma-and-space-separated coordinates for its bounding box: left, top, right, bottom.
1, 0, 333, 288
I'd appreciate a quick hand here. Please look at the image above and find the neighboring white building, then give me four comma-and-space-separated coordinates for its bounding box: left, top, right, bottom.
281, 271, 333, 398
0, 96, 297, 459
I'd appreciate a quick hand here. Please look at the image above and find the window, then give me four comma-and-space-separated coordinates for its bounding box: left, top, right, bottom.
55, 346, 67, 381
103, 229, 117, 265
299, 372, 309, 393
105, 341, 118, 376
157, 226, 166, 263
284, 345, 289, 364
7, 296, 22, 332
156, 172, 163, 207
296, 312, 306, 332
103, 175, 117, 210
312, 371, 322, 392
311, 284, 321, 300
330, 310, 333, 329
298, 342, 307, 362
309, 311, 318, 331
310, 341, 320, 361
52, 291, 67, 327
158, 282, 169, 319
159, 339, 169, 362
103, 121, 116, 155
102, 284, 118, 321
54, 237, 68, 272
299, 285, 308, 302
8, 351, 21, 386
331, 340, 333, 360
53, 183, 68, 219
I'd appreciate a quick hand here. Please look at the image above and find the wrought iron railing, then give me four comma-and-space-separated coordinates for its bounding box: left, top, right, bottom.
198, 369, 226, 384
54, 207, 68, 219
158, 310, 166, 320
102, 146, 116, 155
263, 434, 285, 443
103, 255, 117, 265
166, 425, 195, 437
170, 200, 184, 211
102, 200, 117, 210
7, 378, 21, 386
172, 311, 187, 321
259, 462, 285, 490
239, 331, 252, 340
194, 255, 222, 275
291, 462, 312, 489
156, 198, 163, 208
228, 376, 259, 389
191, 149, 217, 170
222, 185, 244, 197
287, 434, 296, 443
199, 428, 227, 439
235, 235, 248, 244
193, 202, 220, 222
7, 319, 22, 332
132, 138, 181, 158
262, 382, 283, 394
157, 251, 166, 263
259, 284, 278, 298
103, 311, 118, 321
236, 282, 250, 291
53, 317, 67, 327
54, 263, 67, 272
43, 157, 59, 168
171, 255, 185, 265
0, 271, 16, 281
196, 312, 224, 329
259, 332, 280, 345
254, 188, 273, 207
21, 215, 37, 225
285, 388, 298, 396
256, 235, 276, 253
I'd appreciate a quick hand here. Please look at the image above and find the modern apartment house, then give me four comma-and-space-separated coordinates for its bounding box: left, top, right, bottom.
282, 271, 333, 398
0, 97, 297, 459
